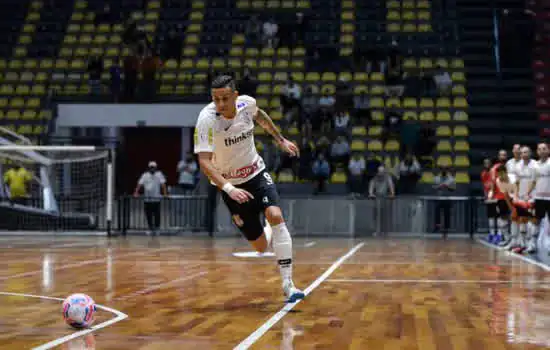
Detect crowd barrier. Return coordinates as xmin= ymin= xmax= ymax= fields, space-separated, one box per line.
xmin=1 ymin=195 xmax=491 ymax=237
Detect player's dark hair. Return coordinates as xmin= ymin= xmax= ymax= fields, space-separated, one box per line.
xmin=211 ymin=75 xmax=236 ymax=90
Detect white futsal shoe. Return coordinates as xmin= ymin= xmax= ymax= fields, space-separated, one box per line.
xmin=283 ymin=280 xmax=305 ymax=303
xmin=526 ymin=237 xmax=538 ymax=254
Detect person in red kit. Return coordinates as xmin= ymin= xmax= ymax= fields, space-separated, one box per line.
xmin=481 ymin=158 xmax=497 ymax=240
xmin=488 ymin=149 xmax=510 ymax=244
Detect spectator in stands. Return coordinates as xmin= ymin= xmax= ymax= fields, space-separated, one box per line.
xmin=275 ymin=150 xmax=297 ymax=182
xmin=312 ymin=153 xmax=330 ymax=194
xmin=384 ymin=40 xmax=405 ymax=96
xmin=417 ymin=123 xmax=436 ymax=162
xmin=245 ymin=14 xmax=262 ymax=47
xmin=368 ymin=165 xmax=395 ymax=198
xmin=433 ymin=65 xmax=452 ymax=95
xmin=298 ymin=138 xmax=314 ymax=181
xmin=318 ymin=89 xmax=336 ymax=132
xmin=3 ymin=165 xmax=32 ymax=205
xmin=262 ymin=17 xmax=279 ymax=49
xmin=123 ymin=55 xmax=139 ymax=101
xmin=163 ymin=28 xmax=182 ymax=61
xmin=95 ymin=4 xmax=117 ymax=25
xmin=335 ymin=77 xmax=353 ymax=112
xmin=280 ymin=77 xmax=301 ymax=115
xmin=394 ymin=153 xmax=421 ymax=194
xmin=301 ymin=86 xmax=318 ymax=120
xmin=400 ymin=117 xmax=421 ymax=155
xmin=291 ymin=12 xmax=307 ymax=47
xmin=177 ymin=153 xmax=198 ymax=193
xmin=109 ymin=58 xmax=122 ymax=103
xmin=140 ymin=49 xmax=162 ymax=102
xmin=334 ymin=110 xmax=351 ymax=137
xmin=348 ymin=153 xmax=366 ymax=198
xmin=87 ymin=55 xmax=103 ymax=95
xmin=382 ymin=110 xmax=402 ymax=142
xmin=433 ymin=166 xmax=456 ymax=236
xmin=133 ymin=161 xmax=168 ymax=236
xmin=330 ymin=136 xmax=351 ymax=168
xmin=315 ymin=135 xmax=331 ymax=157
xmin=365 ymin=154 xmax=382 ymax=185
xmin=353 ymin=91 xmax=371 ymax=125
xmin=239 ymin=68 xmax=257 ymax=96
xmin=307 ymin=49 xmax=323 ymax=71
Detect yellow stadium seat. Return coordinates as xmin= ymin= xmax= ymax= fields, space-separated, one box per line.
xmin=436 ymin=140 xmax=452 ymax=152
xmin=451 ymin=72 xmax=465 ymax=82
xmin=418 ymin=11 xmax=431 ymax=20
xmin=403 ymin=111 xmax=417 ymax=120
xmin=385 ymin=140 xmax=400 ymax=152
xmin=292 ymin=47 xmax=306 ymax=56
xmin=435 ymin=58 xmax=449 ymax=68
xmin=368 ymin=140 xmax=383 ymax=152
xmin=387 ymin=23 xmax=400 ymax=32
xmin=403 ymin=97 xmax=417 ymax=109
xmin=24 ymin=59 xmax=37 ymax=69
xmin=259 ymin=59 xmax=272 ymax=69
xmin=6 ymin=110 xmax=20 ymax=120
xmin=353 ymin=72 xmax=368 ymax=82
xmin=352 ymin=126 xmax=367 ymax=136
xmin=288 ymin=126 xmax=300 ymax=136
xmin=256 ymin=84 xmax=270 ymax=95
xmin=453 ymin=111 xmax=469 ymax=121
xmin=454 ymin=156 xmax=470 ymax=167
xmin=269 ymin=98 xmax=280 ymax=109
xmin=353 ymin=85 xmax=368 ymax=94
xmin=420 ymin=172 xmax=434 ymax=184
xmin=368 ymin=125 xmax=382 ymax=136
xmin=331 ymin=171 xmax=347 ymax=184
xmin=351 ymin=140 xmax=366 ymax=152
xmin=31 ymin=85 xmax=45 ymax=95
xmin=403 ymin=58 xmax=417 ymax=69
xmin=371 ymin=111 xmax=384 ymax=122
xmin=277 ymin=47 xmax=290 ymax=56
xmin=230 ymin=47 xmax=243 ymax=57
xmin=275 ymin=60 xmax=289 ymax=69
xmin=22 ymin=110 xmax=37 ymax=120
xmin=387 ymin=10 xmax=400 ymax=20
xmin=370 ymin=97 xmax=384 ymax=108
xmin=70 ymin=59 xmax=85 ymax=69
xmin=305 ymin=72 xmax=320 ymax=82
xmin=452 ymin=85 xmax=466 ymax=95
xmin=454 ymin=140 xmax=469 ymax=152
xmin=180 ymin=59 xmax=194 ymax=69
xmin=1 ymin=85 xmax=14 ymax=94
xmin=436 ymin=126 xmax=452 ymax=137
xmin=161 ymin=72 xmax=176 ymax=82
xmin=370 ymin=85 xmax=385 ymax=95
xmin=453 ymin=125 xmax=469 ymax=137
xmin=453 ymin=97 xmax=468 ymax=108
xmin=27 ymin=98 xmax=40 ymax=108
xmin=258 ymin=72 xmax=272 ymax=82
xmin=271 ymin=110 xmax=283 ymax=121
xmin=10 ymin=98 xmax=24 ymax=108
xmin=9 ymin=60 xmax=22 ymax=69
xmin=273 ymin=72 xmax=288 ymax=82
xmin=370 ymin=72 xmax=383 ymax=81
xmin=437 ymin=156 xmax=453 ymax=167
xmin=164 ymin=59 xmax=178 ymax=69
xmin=183 ymin=47 xmax=197 ymax=57
xmin=419 ymin=58 xmax=432 ymax=69
xmin=4 ymin=72 xmax=18 ymax=82
xmin=228 ymin=58 xmax=241 ymax=69
xmin=451 ymin=58 xmax=465 ymax=69
xmin=418 ymin=23 xmax=431 ymax=32
xmin=436 ymin=98 xmax=451 ymax=108
xmin=436 ymin=111 xmax=451 ymax=121
xmin=321 ymin=72 xmax=336 ymax=81
xmin=386 ymin=97 xmax=401 ymax=108
xmin=455 ymin=172 xmax=470 ymax=184
xmin=256 ymin=98 xmax=268 ymax=108
xmin=16 ymin=85 xmax=30 ymax=95
xmin=196 ymin=58 xmax=209 ymax=69
xmin=419 ymin=98 xmax=434 ymax=108
xmin=0 ymin=98 xmax=7 ymax=107
xmin=339 ymin=72 xmax=352 ymax=81
xmin=278 ymin=171 xmax=294 ymax=183
xmin=403 ymin=23 xmax=416 ymax=32
xmin=55 ymin=59 xmax=68 ymax=69
xmin=419 ymin=111 xmax=434 ymax=122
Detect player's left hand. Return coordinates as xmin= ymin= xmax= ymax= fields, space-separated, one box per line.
xmin=278 ymin=138 xmax=300 ymax=157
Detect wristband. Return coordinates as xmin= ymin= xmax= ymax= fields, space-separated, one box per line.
xmin=222 ymin=182 xmax=236 ymax=194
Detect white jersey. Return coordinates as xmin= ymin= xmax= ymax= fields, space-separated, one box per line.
xmin=193 ymin=95 xmax=265 ymax=185
xmin=535 ymin=158 xmax=550 ymax=200
xmin=506 ymin=158 xmax=521 ymax=185
xmin=516 ymin=159 xmax=536 ymax=199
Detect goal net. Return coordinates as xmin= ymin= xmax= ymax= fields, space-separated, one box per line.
xmin=0 ymin=127 xmax=114 ymax=234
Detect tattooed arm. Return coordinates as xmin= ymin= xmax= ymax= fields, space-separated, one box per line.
xmin=254 ymin=108 xmax=300 ymax=157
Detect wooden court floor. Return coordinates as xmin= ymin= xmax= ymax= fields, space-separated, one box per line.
xmin=0 ymin=236 xmax=549 ymax=350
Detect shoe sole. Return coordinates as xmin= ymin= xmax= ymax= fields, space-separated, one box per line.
xmin=287 ymin=292 xmax=305 ymax=303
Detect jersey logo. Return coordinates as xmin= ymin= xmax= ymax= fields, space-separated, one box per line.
xmin=237 ymin=102 xmax=247 ymax=109
xmin=224 ymin=130 xmax=253 ymax=147
xmin=263 ymin=196 xmax=269 ymax=204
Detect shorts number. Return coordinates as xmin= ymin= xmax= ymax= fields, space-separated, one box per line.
xmin=263 ymin=172 xmax=274 ymax=185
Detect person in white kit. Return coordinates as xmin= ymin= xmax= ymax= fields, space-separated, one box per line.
xmin=194 ymin=75 xmax=305 ymax=303
xmin=506 ymin=144 xmax=521 ymax=184
xmin=507 ymin=146 xmax=537 ymax=253
xmin=500 ymin=144 xmax=521 ymax=247
xmin=529 ymin=142 xmax=550 ymax=253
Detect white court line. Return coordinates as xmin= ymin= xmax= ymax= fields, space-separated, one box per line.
xmin=0 ymin=291 xmax=128 ymax=350
xmin=477 ymin=238 xmax=550 ymax=272
xmin=326 ymin=278 xmax=545 ymax=284
xmin=115 ymin=271 xmax=207 ymax=301
xmin=304 ymin=241 xmax=316 ymax=248
xmin=0 ymin=247 xmax=178 ymax=281
xmin=233 ymin=242 xmax=364 ymax=350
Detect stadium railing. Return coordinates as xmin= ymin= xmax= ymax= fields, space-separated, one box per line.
xmin=0 ymin=195 xmax=488 ymax=237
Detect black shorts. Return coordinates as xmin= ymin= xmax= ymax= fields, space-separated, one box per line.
xmin=496 ymin=199 xmax=510 ymax=217
xmin=514 ymin=205 xmax=532 ymax=218
xmin=486 ymin=202 xmax=498 ymax=218
xmin=535 ymin=199 xmax=550 ymax=221
xmin=221 ymin=170 xmax=280 ymax=241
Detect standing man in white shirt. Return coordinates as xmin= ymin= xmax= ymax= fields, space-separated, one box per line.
xmin=133 ymin=161 xmax=168 ymax=235
xmin=528 ymin=142 xmax=550 ymax=253
xmin=348 ymin=153 xmax=365 ymax=197
xmin=194 ymin=75 xmax=304 ymax=302
xmin=506 ymin=144 xmax=521 ymax=184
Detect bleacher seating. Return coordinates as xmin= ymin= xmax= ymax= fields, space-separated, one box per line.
xmin=0 ymin=0 xmax=470 ymax=187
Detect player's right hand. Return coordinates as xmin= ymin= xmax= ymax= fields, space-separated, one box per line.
xmin=229 ymin=188 xmax=254 ymax=204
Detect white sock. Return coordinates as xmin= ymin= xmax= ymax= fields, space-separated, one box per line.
xmin=263 ymin=220 xmax=272 ymax=249
xmin=488 ymin=218 xmax=496 ymax=235
xmin=271 ymin=222 xmax=293 ymax=285
xmin=510 ymin=221 xmax=519 ymax=238
xmin=527 ymin=221 xmax=539 ymax=239
xmin=497 ymin=218 xmax=509 ymax=238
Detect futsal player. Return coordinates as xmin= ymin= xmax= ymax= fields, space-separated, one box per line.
xmin=194 ymin=75 xmax=305 ymax=303
xmin=481 ymin=158 xmax=498 ymax=240
xmin=509 ymin=146 xmax=536 ymax=253
xmin=488 ymin=150 xmax=509 ymax=244
xmin=527 ymin=142 xmax=550 ymax=254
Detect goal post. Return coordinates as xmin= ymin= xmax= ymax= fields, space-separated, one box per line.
xmin=0 ymin=142 xmax=115 ymax=236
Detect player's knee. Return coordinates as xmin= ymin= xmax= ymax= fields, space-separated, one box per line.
xmin=265 ymin=206 xmax=284 ymax=225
